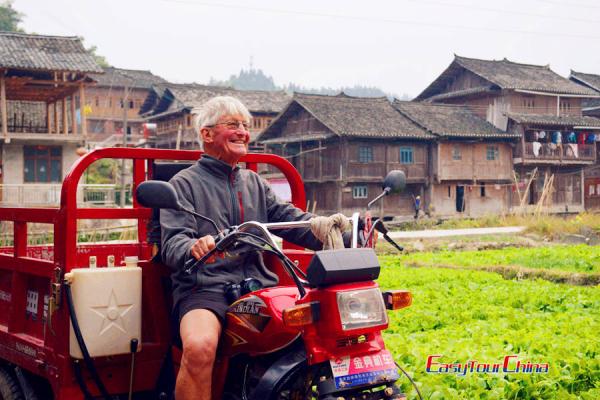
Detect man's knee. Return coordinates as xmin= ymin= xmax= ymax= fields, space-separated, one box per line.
xmin=179 ymin=308 xmax=222 ymax=374
xmin=181 ymin=333 xmax=219 ymax=371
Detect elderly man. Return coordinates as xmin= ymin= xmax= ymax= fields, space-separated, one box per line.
xmin=160 ymin=96 xmax=325 ymax=400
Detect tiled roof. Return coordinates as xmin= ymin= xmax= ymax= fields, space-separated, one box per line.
xmin=506 ymin=113 xmax=600 ymax=127
xmin=416 ymin=55 xmax=598 ymax=100
xmin=145 ymin=83 xmax=291 ymax=117
xmin=425 ymin=86 xmax=497 ymax=102
xmin=570 ymin=70 xmax=600 ymax=92
xmin=258 ymin=93 xmax=434 ymax=142
xmin=394 ymin=101 xmax=518 ymax=139
xmin=89 ymin=67 xmax=167 ymax=89
xmin=570 ymin=71 xmax=600 ymax=111
xmin=0 ymin=32 xmax=102 ymax=73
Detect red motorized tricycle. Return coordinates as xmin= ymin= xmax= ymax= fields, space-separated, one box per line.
xmin=0 ymin=148 xmax=414 ymax=400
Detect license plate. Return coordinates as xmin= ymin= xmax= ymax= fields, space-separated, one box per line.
xmin=329 ymin=349 xmax=399 ymax=389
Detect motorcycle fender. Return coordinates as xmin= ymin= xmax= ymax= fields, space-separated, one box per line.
xmin=248 ymin=345 xmax=307 ymax=400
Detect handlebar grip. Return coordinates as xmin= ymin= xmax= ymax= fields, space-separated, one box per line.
xmin=184 ymin=234 xmax=223 ymax=274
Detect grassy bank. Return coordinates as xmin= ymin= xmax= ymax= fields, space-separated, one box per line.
xmin=397 ymin=213 xmax=600 ymax=240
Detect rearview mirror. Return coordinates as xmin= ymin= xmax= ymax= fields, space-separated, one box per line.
xmin=136 ymin=180 xmax=182 ymax=210
xmin=382 ymin=170 xmax=406 ymax=194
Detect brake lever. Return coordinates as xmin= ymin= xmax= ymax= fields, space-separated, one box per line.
xmin=372 ymin=220 xmax=403 ymax=252
xmin=382 ymin=233 xmax=404 ymax=252
xmin=184 ymin=231 xmax=229 ymax=274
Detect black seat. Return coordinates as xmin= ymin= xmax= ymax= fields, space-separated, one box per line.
xmin=147 ymin=161 xmax=194 ymax=246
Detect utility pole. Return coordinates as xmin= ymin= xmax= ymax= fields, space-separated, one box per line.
xmin=119 ymin=85 xmax=129 ymax=207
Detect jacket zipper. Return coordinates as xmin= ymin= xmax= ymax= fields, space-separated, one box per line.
xmin=228 ymin=172 xmax=240 ymax=225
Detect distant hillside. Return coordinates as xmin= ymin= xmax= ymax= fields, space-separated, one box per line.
xmin=209 ymin=68 xmax=411 ymax=100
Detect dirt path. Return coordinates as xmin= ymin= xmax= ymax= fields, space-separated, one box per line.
xmin=385 ymin=226 xmax=525 ymax=239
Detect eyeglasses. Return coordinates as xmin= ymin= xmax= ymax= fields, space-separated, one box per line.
xmin=209 ymin=120 xmax=250 ymax=131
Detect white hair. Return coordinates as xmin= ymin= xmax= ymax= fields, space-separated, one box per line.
xmin=193 ymin=96 xmax=252 ymax=132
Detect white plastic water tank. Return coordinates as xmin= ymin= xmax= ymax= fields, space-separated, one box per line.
xmin=67 ymin=266 xmax=142 ymax=359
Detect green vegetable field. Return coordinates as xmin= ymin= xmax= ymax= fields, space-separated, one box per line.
xmin=397 ymin=245 xmax=600 ymax=274
xmin=379 ymin=253 xmax=600 ymax=399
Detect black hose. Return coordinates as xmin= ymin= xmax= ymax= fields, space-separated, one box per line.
xmin=64 ymin=282 xmax=114 ymax=400
xmin=395 ymin=362 xmax=423 ymax=400
xmin=72 ymin=360 xmax=93 ymax=400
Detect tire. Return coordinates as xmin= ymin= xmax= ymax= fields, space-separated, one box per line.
xmin=270 ymin=365 xmax=314 ymax=400
xmin=0 ymin=367 xmax=24 ymax=400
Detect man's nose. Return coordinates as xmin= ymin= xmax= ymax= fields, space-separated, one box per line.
xmin=236 ymin=130 xmax=249 ymax=140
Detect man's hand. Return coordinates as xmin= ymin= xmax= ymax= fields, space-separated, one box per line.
xmin=190 ymin=235 xmax=217 ymax=263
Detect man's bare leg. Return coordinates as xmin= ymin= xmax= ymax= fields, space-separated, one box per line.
xmin=176 ymin=309 xmax=222 ymax=400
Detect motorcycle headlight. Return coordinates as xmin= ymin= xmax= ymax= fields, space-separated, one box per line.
xmin=337 ymin=288 xmax=388 ymax=331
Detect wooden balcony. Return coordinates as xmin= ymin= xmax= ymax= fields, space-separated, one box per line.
xmin=4 ymin=131 xmax=85 ymax=142
xmin=514 ymin=142 xmax=596 ymax=164
xmin=346 ymin=162 xmax=427 ymax=182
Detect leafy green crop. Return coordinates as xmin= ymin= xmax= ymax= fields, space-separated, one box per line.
xmin=379 ymin=257 xmax=600 ymax=399
xmin=399 ymin=245 xmax=600 ymax=274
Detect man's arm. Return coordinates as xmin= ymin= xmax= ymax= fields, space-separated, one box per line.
xmin=160 ymin=178 xmax=202 ymax=269
xmin=263 ymin=179 xmax=323 ymax=251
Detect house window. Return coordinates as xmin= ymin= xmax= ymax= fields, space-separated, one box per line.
xmin=560 ymin=99 xmax=571 ymax=114
xmin=358 ymin=146 xmax=373 ymax=163
xmin=129 ymin=100 xmax=134 ymax=109
xmin=95 ymin=97 xmax=99 ymax=107
xmin=480 ymin=183 xmax=486 ymax=197
xmin=452 ymin=145 xmax=462 ymax=160
xmin=522 ymin=96 xmax=535 ymax=110
xmin=119 ymin=98 xmax=124 ymax=108
xmin=400 ymin=147 xmax=414 ymax=164
xmin=23 ymin=146 xmax=62 ymax=183
xmin=352 ymin=185 xmax=368 ymax=199
xmin=486 ymin=145 xmax=499 ymax=160
xmin=447 ymin=185 xmax=451 ymax=198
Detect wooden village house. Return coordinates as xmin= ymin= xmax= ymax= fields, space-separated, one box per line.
xmin=140 ymin=84 xmax=290 ymax=149
xmin=86 ymin=67 xmax=167 ymax=146
xmin=0 ymin=32 xmax=102 ymax=206
xmin=257 ymin=93 xmax=436 ymax=218
xmin=569 ymin=71 xmax=600 ymax=210
xmin=393 ymin=101 xmax=519 ymax=217
xmin=415 ymin=55 xmax=600 ymax=213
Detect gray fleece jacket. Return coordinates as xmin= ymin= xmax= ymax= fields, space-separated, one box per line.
xmin=160 ymin=155 xmax=322 ymax=310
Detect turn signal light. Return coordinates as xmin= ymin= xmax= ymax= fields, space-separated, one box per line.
xmin=283 ymin=302 xmax=320 ymax=327
xmin=382 ymin=290 xmax=412 ymax=310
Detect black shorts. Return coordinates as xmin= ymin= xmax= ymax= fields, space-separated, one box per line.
xmin=177 ymin=290 xmax=230 ymax=326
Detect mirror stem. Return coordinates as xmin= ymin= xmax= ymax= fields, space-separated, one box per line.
xmin=367 ymin=187 xmax=390 ymax=210
xmin=180 ymin=205 xmax=222 ymax=234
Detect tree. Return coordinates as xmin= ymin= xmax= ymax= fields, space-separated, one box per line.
xmin=86 ymin=44 xmax=111 ymax=68
xmin=0 ymin=0 xmax=23 ymax=32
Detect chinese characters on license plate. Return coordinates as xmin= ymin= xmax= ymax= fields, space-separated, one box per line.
xmin=329 ymin=349 xmax=399 ymax=389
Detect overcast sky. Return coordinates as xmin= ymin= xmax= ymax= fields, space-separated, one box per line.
xmin=13 ymin=0 xmax=600 ymax=98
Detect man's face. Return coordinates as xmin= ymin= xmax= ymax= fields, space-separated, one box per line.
xmin=201 ymin=114 xmax=250 ymax=165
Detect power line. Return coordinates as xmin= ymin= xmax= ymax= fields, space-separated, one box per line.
xmin=530 ymin=0 xmax=600 ymax=9
xmin=157 ymin=0 xmax=600 ymax=40
xmin=407 ymin=0 xmax=600 ymax=25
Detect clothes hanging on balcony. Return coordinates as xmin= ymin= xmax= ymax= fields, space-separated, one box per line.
xmin=567 ymin=131 xmax=576 ymax=143
xmin=577 ymin=132 xmax=586 ymax=144
xmin=532 ymin=141 xmax=541 ymax=157
xmin=539 ymin=130 xmax=547 ymax=140
xmin=552 ymin=131 xmax=562 ymax=144
xmin=567 ymin=143 xmax=578 ymax=158
xmin=586 ymin=133 xmax=596 ymax=143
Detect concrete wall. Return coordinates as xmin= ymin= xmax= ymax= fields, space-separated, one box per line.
xmin=431 ymin=182 xmax=510 ymax=218
xmin=2 ymin=142 xmax=80 ymax=184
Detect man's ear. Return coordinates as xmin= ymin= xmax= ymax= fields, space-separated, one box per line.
xmin=200 ymin=127 xmax=214 ymax=144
